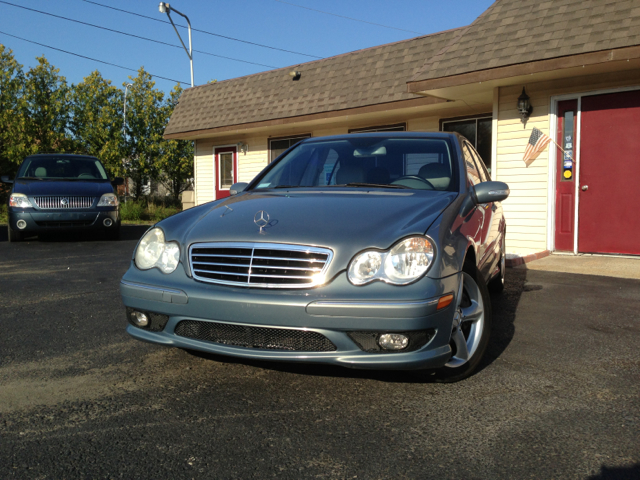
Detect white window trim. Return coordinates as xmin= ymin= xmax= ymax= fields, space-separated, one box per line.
xmin=547 ymin=85 xmax=640 ymax=254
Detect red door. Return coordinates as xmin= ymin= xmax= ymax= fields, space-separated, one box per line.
xmin=215 ymin=146 xmax=237 ymax=199
xmin=579 ymin=90 xmax=640 ymax=255
xmin=554 ymin=100 xmax=578 ymax=252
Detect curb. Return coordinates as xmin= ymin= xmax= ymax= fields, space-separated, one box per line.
xmin=506 ymin=250 xmax=551 ymax=268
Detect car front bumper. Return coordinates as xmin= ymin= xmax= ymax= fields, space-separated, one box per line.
xmin=8 ymin=208 xmax=119 ymax=233
xmin=120 ymin=264 xmax=461 ymax=371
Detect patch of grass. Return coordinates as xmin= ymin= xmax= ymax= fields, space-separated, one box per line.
xmin=119 ymin=197 xmax=181 ymax=223
xmin=0 ymin=203 xmax=7 ymax=225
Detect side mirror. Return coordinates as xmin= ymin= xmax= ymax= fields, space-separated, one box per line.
xmin=112 ymin=177 xmax=125 ymax=186
xmin=1 ymin=175 xmax=14 ymax=184
xmin=230 ymin=182 xmax=248 ymax=196
xmin=473 ymin=181 xmax=510 ymax=204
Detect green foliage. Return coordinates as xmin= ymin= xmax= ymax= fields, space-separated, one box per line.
xmin=0 ymin=45 xmax=28 ymax=177
xmin=119 ymin=197 xmax=181 ymax=223
xmin=122 ymin=68 xmax=166 ymax=197
xmin=23 ymin=56 xmax=74 ymax=154
xmin=69 ymin=70 xmax=124 ymax=177
xmin=158 ymin=84 xmax=194 ymax=199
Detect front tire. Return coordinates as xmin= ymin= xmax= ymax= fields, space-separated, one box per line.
xmin=432 ymin=263 xmax=492 ymax=383
xmin=8 ymin=225 xmax=23 ymax=243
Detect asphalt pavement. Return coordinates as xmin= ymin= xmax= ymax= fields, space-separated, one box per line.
xmin=0 ymin=226 xmax=639 ymax=479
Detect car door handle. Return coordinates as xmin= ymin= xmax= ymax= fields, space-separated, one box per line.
xmin=581 ymin=185 xmax=588 ymax=191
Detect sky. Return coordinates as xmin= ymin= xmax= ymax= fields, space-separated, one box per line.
xmin=0 ymin=0 xmax=494 ymax=94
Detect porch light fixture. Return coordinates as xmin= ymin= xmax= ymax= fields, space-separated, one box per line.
xmin=517 ymin=87 xmax=533 ymax=123
xmin=289 ymin=70 xmax=301 ymax=80
xmin=237 ymin=141 xmax=248 ymax=155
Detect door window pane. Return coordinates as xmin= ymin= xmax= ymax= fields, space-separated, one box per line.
xmin=443 ymin=120 xmax=477 ymax=146
xmin=219 ymin=152 xmax=233 ymax=188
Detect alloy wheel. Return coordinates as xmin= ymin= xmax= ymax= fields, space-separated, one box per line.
xmin=445 ymin=271 xmax=485 ymax=368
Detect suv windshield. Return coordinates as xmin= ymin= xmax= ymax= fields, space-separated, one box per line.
xmin=253 ymin=137 xmax=457 ymax=192
xmin=17 ymin=156 xmax=109 ymax=181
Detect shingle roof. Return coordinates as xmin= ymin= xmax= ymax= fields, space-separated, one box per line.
xmin=164 ymin=29 xmax=460 ymax=136
xmin=410 ymin=0 xmax=640 ymax=83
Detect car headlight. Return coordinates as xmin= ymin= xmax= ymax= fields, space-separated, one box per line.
xmin=97 ymin=193 xmax=118 ymax=207
xmin=9 ymin=193 xmax=32 ymax=208
xmin=348 ymin=236 xmax=435 ymax=286
xmin=134 ymin=227 xmax=181 ymax=274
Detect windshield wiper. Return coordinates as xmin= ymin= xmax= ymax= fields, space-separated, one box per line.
xmin=334 ymin=183 xmax=410 ymax=189
xmin=17 ymin=176 xmax=44 ymax=181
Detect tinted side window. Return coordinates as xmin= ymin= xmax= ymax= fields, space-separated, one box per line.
xmin=462 ymin=143 xmax=482 ymax=186
xmin=468 ymin=144 xmax=489 ymax=183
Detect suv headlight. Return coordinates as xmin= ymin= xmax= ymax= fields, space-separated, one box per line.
xmin=134 ymin=227 xmax=180 ymax=274
xmin=9 ymin=193 xmax=32 ymax=208
xmin=97 ymin=193 xmax=118 ymax=207
xmin=348 ymin=236 xmax=435 ymax=286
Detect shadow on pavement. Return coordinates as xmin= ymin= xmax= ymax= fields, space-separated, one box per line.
xmin=588 ymin=463 xmax=640 ymax=480
xmin=0 ymin=224 xmax=150 ymax=243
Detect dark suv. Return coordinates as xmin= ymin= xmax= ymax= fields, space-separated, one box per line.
xmin=2 ymin=154 xmax=123 ymax=242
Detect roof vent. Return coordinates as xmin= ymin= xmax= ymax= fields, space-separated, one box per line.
xmin=289 ymin=70 xmax=301 ymax=81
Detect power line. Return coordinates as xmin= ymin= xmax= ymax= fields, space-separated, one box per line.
xmin=0 ymin=1 xmax=279 ymax=69
xmin=82 ymin=0 xmax=323 ymax=59
xmin=273 ymin=0 xmax=422 ymax=35
xmin=0 ymin=29 xmax=190 ymax=85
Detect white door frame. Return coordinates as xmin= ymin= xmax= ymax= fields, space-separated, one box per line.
xmin=547 ymin=85 xmax=640 ymax=254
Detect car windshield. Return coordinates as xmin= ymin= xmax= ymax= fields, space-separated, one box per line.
xmin=17 ymin=156 xmax=109 ymax=181
xmin=253 ymin=137 xmax=457 ymax=192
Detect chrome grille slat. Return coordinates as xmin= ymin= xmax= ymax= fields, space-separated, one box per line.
xmin=33 ymin=196 xmax=95 ymax=209
xmin=190 ymin=242 xmax=333 ymax=289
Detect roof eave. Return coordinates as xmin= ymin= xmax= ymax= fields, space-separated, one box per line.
xmin=407 ymin=45 xmax=640 ymax=95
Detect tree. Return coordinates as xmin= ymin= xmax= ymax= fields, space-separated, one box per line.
xmin=23 ymin=56 xmax=73 ymax=154
xmin=122 ymin=68 xmax=166 ymax=197
xmin=0 ymin=45 xmax=28 ymax=177
xmin=69 ymin=70 xmax=124 ymax=176
xmin=157 ymin=84 xmax=194 ymax=199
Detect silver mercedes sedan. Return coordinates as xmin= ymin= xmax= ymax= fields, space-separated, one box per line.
xmin=120 ymin=132 xmax=509 ymax=382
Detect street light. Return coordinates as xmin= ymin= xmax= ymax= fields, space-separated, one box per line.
xmin=158 ymin=2 xmax=194 ymax=87
xmin=122 ymin=82 xmax=133 ymax=200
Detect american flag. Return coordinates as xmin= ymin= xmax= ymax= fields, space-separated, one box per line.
xmin=523 ymin=127 xmax=552 ymax=167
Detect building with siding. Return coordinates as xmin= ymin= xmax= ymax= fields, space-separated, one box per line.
xmin=165 ymin=0 xmax=640 ymax=259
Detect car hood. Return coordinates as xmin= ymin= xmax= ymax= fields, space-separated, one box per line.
xmin=163 ymin=189 xmax=457 ymax=271
xmin=12 ymin=179 xmax=114 ymax=197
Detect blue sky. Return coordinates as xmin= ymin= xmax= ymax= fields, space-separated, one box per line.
xmin=0 ymin=0 xmax=493 ymax=94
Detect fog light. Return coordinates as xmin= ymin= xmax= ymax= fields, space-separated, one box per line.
xmin=378 ymin=333 xmax=409 ymax=350
xmin=16 ymin=219 xmax=27 ymax=229
xmin=130 ymin=311 xmax=149 ymax=327
xmin=103 ymin=218 xmax=113 ymax=227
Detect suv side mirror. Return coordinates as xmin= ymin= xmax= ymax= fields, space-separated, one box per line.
xmin=473 ymin=181 xmax=510 ymax=204
xmin=112 ymin=177 xmax=125 ymax=186
xmin=230 ymin=182 xmax=248 ymax=196
xmin=1 ymin=175 xmax=14 ymax=184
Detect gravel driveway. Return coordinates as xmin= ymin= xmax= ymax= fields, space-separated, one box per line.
xmin=1 ymin=226 xmax=638 ymax=479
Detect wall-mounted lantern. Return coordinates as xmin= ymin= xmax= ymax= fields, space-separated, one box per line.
xmin=517 ymin=87 xmax=533 ymax=123
xmin=237 ymin=141 xmax=248 ymax=155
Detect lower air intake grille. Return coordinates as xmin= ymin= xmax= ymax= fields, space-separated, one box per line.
xmin=189 ymin=242 xmax=333 ymax=289
xmin=174 ymin=320 xmax=337 ymax=352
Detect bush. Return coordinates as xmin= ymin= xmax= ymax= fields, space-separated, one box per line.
xmin=119 ymin=197 xmax=181 ymax=223
xmin=0 ymin=203 xmax=7 ymax=225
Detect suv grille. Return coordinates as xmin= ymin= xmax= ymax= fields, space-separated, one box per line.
xmin=189 ymin=242 xmax=333 ymax=288
xmin=33 ymin=196 xmax=95 ymax=209
xmin=174 ymin=320 xmax=337 ymax=352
